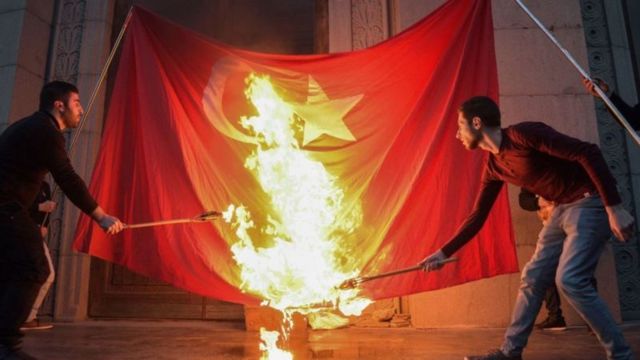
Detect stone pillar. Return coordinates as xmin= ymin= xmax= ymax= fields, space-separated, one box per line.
xmin=0 ymin=0 xmax=55 ymax=129
xmin=327 ymin=0 xmax=408 ymax=320
xmin=328 ymin=0 xmax=390 ymax=53
xmin=46 ymin=0 xmax=116 ymax=321
xmin=581 ymin=0 xmax=640 ymax=320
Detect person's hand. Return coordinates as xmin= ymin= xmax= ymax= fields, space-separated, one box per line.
xmin=582 ymin=77 xmax=610 ymax=98
xmin=40 ymin=226 xmax=48 ymax=238
xmin=98 ymin=215 xmax=125 ymax=235
xmin=606 ymin=204 xmax=635 ymax=241
xmin=419 ymin=249 xmax=447 ymax=272
xmin=536 ymin=196 xmax=555 ymax=225
xmin=92 ymin=206 xmax=125 ymax=235
xmin=38 ymin=200 xmax=56 ymax=213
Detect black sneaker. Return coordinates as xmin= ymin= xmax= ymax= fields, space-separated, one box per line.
xmin=465 ymin=349 xmax=522 ymax=360
xmin=535 ymin=316 xmax=566 ymax=331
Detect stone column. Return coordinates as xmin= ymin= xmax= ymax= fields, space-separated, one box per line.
xmin=328 ymin=0 xmax=390 ymax=53
xmin=0 ymin=0 xmax=54 ymax=129
xmin=326 ymin=0 xmax=408 ymax=322
xmin=46 ymin=0 xmax=116 ymax=321
xmin=581 ymin=0 xmax=640 ymax=321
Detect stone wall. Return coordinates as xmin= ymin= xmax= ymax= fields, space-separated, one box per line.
xmin=0 ymin=0 xmax=54 ymax=129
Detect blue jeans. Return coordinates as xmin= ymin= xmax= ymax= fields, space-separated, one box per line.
xmin=501 ymin=195 xmax=634 ymax=360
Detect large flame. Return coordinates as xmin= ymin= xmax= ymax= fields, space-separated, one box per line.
xmin=223 ymin=74 xmax=371 ymax=358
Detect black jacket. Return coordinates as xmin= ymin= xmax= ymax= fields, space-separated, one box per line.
xmin=0 ymin=111 xmax=97 ymax=215
xmin=610 ymin=92 xmax=640 ymax=130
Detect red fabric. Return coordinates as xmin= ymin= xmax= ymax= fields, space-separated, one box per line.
xmin=73 ymin=0 xmax=518 ymax=304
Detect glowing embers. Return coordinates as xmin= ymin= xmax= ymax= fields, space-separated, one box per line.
xmin=223 ymin=74 xmax=371 ymax=358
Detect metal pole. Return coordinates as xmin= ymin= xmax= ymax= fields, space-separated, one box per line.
xmin=124 ymin=211 xmax=222 ymax=229
xmin=339 ymin=257 xmax=459 ymax=289
xmin=125 ymin=219 xmax=198 ymax=229
xmin=43 ymin=7 xmax=135 ymax=227
xmin=513 ymin=0 xmax=640 ymax=147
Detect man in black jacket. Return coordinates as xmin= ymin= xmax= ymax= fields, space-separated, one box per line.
xmin=0 ymin=81 xmax=124 ymax=359
xmin=583 ymin=78 xmax=639 ymax=130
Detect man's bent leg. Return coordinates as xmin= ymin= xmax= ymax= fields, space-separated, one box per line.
xmin=556 ymin=196 xmax=634 ymax=360
xmin=500 ymin=212 xmax=565 ymax=356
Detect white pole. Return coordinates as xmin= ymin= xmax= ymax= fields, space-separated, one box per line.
xmin=43 ymin=7 xmax=135 ymax=227
xmin=514 ymin=0 xmax=640 ymax=147
xmin=68 ymin=7 xmax=135 ymax=155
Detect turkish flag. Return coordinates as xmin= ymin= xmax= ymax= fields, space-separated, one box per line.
xmin=73 ymin=0 xmax=517 ymax=305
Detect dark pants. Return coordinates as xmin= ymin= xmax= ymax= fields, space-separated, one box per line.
xmin=544 ymin=277 xmax=598 ymax=320
xmin=544 ymin=284 xmax=563 ymax=320
xmin=0 ymin=202 xmax=49 ymax=353
xmin=0 ymin=282 xmax=41 ymax=353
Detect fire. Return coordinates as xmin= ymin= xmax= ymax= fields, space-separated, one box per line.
xmin=223 ymin=74 xmax=371 ymax=358
xmin=259 ymin=329 xmax=292 ymax=360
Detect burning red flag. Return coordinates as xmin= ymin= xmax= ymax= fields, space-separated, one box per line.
xmin=73 ymin=0 xmax=517 ymax=305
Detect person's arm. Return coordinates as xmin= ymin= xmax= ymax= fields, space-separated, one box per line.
xmin=38 ymin=200 xmax=56 ymax=213
xmin=36 ymin=182 xmax=55 ymax=228
xmin=43 ymin=130 xmax=98 ymax=214
xmin=28 ymin=195 xmax=42 ymax=219
xmin=440 ymin=179 xmax=504 ymax=257
xmin=420 ymin=174 xmax=504 ymax=271
xmin=583 ymin=78 xmax=640 ymax=130
xmin=609 ymin=93 xmax=640 ymax=130
xmin=42 ymin=128 xmax=124 ymax=234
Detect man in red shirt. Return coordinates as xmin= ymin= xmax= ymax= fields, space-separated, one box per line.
xmin=421 ymin=96 xmax=635 ymax=360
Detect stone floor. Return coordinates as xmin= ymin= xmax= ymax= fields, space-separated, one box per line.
xmin=21 ymin=320 xmax=640 ymax=359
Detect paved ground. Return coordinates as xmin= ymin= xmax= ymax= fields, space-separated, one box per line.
xmin=20 ymin=320 xmax=640 ymax=359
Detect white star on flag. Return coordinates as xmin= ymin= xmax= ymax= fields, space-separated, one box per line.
xmin=291 ymin=75 xmax=363 ymax=146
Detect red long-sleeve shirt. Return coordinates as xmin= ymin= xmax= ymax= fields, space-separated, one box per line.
xmin=441 ymin=121 xmax=620 ymax=257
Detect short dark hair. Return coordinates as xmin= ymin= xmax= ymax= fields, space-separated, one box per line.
xmin=459 ymin=96 xmax=501 ymax=127
xmin=39 ymin=81 xmax=78 ymax=111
